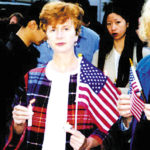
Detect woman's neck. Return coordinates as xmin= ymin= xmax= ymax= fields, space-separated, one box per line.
xmin=114 ymin=36 xmax=125 ymax=54
xmin=51 ymin=52 xmax=78 ymax=73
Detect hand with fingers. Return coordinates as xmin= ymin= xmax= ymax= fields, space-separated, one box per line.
xmin=144 ymin=104 xmax=150 ymax=120
xmin=117 ymin=94 xmax=132 ymax=118
xmin=13 ymin=105 xmax=30 ymax=125
xmin=65 ymin=124 xmax=100 ymax=150
xmin=13 ymin=105 xmax=30 ymax=134
xmin=12 ymin=99 xmax=35 ymax=134
xmin=117 ymin=94 xmax=133 ymax=128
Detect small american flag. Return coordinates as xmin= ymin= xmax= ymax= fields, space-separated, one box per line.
xmin=129 ymin=59 xmax=145 ymax=122
xmin=130 ymin=90 xmax=145 ymax=121
xmin=77 ymin=58 xmax=120 ymax=134
xmin=129 ymin=67 xmax=140 ymax=94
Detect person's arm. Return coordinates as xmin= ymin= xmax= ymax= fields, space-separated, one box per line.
xmin=14 ymin=122 xmax=26 ymax=135
xmin=3 ymin=105 xmax=29 ymax=149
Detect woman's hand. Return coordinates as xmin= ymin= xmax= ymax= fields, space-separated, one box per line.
xmin=117 ymin=94 xmax=132 ymax=118
xmin=66 ymin=127 xmax=99 ymax=150
xmin=117 ymin=94 xmax=133 ymax=128
xmin=13 ymin=105 xmax=30 ymax=124
xmin=144 ymin=104 xmax=150 ymax=120
xmin=12 ymin=105 xmax=30 ymax=134
xmin=67 ymin=128 xmax=86 ymax=150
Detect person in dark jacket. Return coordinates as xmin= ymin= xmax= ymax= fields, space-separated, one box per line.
xmin=0 ymin=1 xmax=46 ymax=148
xmin=117 ymin=0 xmax=150 ymax=150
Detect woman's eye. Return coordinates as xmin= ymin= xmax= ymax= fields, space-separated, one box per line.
xmin=107 ymin=22 xmax=111 ymax=26
xmin=64 ymin=27 xmax=69 ymax=31
xmin=51 ymin=29 xmax=56 ymax=32
xmin=116 ymin=21 xmax=121 ymax=24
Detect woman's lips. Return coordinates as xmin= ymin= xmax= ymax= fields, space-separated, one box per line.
xmin=112 ymin=33 xmax=118 ymax=37
xmin=56 ymin=42 xmax=65 ymax=46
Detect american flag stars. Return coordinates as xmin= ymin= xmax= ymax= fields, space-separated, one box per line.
xmin=80 ymin=60 xmax=107 ymax=94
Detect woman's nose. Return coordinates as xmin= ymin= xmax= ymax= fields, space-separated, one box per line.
xmin=111 ymin=23 xmax=117 ymax=31
xmin=56 ymin=29 xmax=63 ymax=38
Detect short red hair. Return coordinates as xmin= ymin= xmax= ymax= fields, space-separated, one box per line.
xmin=39 ymin=1 xmax=84 ymax=35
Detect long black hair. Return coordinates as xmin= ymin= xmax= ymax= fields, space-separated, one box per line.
xmin=98 ymin=2 xmax=143 ymax=87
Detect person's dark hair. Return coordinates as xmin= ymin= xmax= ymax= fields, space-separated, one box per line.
xmin=63 ymin=0 xmax=91 ymax=24
xmin=9 ymin=12 xmax=24 ymax=25
xmin=98 ymin=2 xmax=143 ymax=87
xmin=111 ymin=0 xmax=145 ymax=30
xmin=22 ymin=1 xmax=47 ymax=27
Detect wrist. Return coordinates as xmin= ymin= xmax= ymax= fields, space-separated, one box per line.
xmin=122 ymin=116 xmax=132 ymax=128
xmin=79 ymin=137 xmax=88 ymax=150
xmin=83 ymin=137 xmax=100 ymax=150
xmin=14 ymin=122 xmax=26 ymax=135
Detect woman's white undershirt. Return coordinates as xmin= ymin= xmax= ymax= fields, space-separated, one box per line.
xmin=42 ymin=60 xmax=79 ymax=150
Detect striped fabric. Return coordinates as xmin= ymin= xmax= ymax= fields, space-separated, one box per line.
xmin=4 ymin=58 xmax=106 ymax=150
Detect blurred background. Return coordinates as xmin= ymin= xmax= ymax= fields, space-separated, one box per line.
xmin=0 ymin=0 xmax=109 ymax=22
xmin=0 ymin=0 xmax=145 ymax=31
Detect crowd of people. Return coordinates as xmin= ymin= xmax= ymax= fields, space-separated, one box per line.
xmin=0 ymin=0 xmax=150 ymax=150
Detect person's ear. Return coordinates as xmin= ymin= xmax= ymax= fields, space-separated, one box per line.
xmin=75 ymin=35 xmax=78 ymax=43
xmin=27 ymin=20 xmax=37 ymax=30
xmin=127 ymin=22 xmax=129 ymax=28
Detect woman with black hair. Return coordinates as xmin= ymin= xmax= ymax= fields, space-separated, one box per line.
xmin=92 ymin=2 xmax=147 ymax=94
xmin=92 ymin=2 xmax=148 ymax=150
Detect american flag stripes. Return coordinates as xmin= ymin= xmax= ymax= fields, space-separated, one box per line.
xmin=130 ymin=90 xmax=145 ymax=121
xmin=129 ymin=68 xmax=140 ymax=94
xmin=76 ymin=58 xmax=120 ymax=134
xmin=129 ymin=59 xmax=145 ymax=121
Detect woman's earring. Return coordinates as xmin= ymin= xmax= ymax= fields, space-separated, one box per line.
xmin=74 ymin=41 xmax=78 ymax=47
